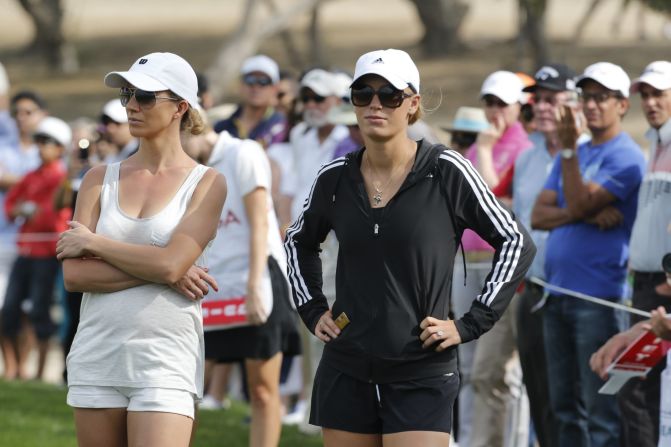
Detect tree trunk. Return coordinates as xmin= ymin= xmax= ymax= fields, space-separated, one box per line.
xmin=308 ymin=5 xmax=323 ymax=66
xmin=206 ymin=0 xmax=324 ymax=101
xmin=410 ymin=0 xmax=469 ymax=55
xmin=518 ymin=0 xmax=549 ymax=69
xmin=17 ymin=0 xmax=78 ymax=73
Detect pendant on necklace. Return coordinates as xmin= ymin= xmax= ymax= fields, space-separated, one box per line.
xmin=373 ymin=183 xmax=382 ymax=206
xmin=373 ymin=192 xmax=382 ymax=206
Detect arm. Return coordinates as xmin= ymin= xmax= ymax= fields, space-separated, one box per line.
xmin=560 ymin=157 xmax=617 ymax=219
xmin=61 ymin=166 xmax=148 ymax=292
xmin=283 ymin=165 xmax=334 ymax=337
xmin=60 ymin=168 xmax=227 ymax=284
xmin=243 ymin=187 xmax=270 ymax=325
xmin=531 ymin=189 xmax=574 ymax=230
xmin=437 ymin=151 xmax=536 ymax=345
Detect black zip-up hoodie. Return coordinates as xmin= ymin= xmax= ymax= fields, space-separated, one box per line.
xmin=284 ymin=140 xmax=535 ymax=383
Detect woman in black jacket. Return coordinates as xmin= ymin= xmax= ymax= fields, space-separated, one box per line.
xmin=284 ymin=49 xmax=535 ymax=447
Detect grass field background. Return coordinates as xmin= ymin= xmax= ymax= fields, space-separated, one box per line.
xmin=0 ymin=380 xmax=323 ymax=447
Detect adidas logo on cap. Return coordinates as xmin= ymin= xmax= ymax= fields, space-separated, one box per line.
xmin=372 ymin=58 xmax=384 ymax=64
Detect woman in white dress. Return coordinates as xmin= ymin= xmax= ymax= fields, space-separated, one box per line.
xmin=56 ymin=52 xmax=227 ymax=447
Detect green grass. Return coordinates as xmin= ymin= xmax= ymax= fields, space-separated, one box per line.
xmin=0 ymin=380 xmax=323 ymax=447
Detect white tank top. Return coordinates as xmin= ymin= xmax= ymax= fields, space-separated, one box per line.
xmin=66 ymin=161 xmax=211 ymax=397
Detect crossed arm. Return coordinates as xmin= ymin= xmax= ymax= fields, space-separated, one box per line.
xmin=58 ymin=165 xmax=227 ymax=299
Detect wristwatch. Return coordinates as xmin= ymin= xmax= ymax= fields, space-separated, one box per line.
xmin=560 ymin=148 xmax=575 ymax=160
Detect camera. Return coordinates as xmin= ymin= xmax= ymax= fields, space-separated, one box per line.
xmin=663 ymin=253 xmax=671 ymax=275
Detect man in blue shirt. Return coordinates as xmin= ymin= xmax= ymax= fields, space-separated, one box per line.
xmin=531 ymin=62 xmax=646 ymax=447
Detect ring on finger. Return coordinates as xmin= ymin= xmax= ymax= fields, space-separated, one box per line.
xmin=437 ymin=330 xmax=444 ymax=337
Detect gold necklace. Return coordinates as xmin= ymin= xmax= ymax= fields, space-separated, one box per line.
xmin=364 ymin=150 xmax=413 ymax=207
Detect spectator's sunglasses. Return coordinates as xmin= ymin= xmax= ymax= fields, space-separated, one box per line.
xmin=243 ymin=74 xmax=273 ymax=87
xmin=301 ymin=93 xmax=327 ymax=104
xmin=350 ymin=84 xmax=413 ymax=108
xmin=119 ymin=87 xmax=181 ymax=109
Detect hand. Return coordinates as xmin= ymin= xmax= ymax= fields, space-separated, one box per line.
xmin=245 ymin=281 xmax=269 ymax=326
xmin=476 ymin=115 xmax=505 ymax=150
xmin=589 ymin=326 xmax=644 ymax=380
xmin=314 ymin=309 xmax=341 ymax=343
xmin=585 ymin=206 xmax=623 ymax=230
xmin=419 ymin=316 xmax=461 ymax=352
xmin=556 ymin=104 xmax=580 ymax=150
xmin=650 ymin=306 xmax=671 ymax=340
xmin=56 ymin=221 xmax=95 ymax=260
xmin=170 ymin=265 xmax=218 ymax=302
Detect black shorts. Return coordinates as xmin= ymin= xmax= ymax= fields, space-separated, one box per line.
xmin=310 ymin=360 xmax=459 ymax=434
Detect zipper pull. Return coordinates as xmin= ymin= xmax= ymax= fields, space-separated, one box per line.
xmin=374 ymin=223 xmax=379 ymax=235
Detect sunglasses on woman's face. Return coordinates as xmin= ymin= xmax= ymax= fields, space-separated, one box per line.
xmin=350 ymin=84 xmax=413 ymax=108
xmin=119 ymin=87 xmax=181 ymax=109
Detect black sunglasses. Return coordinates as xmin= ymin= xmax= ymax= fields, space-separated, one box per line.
xmin=243 ymin=74 xmax=273 ymax=87
xmin=301 ymin=93 xmax=327 ymax=104
xmin=350 ymin=84 xmax=413 ymax=108
xmin=34 ymin=134 xmax=60 ymax=146
xmin=119 ymin=87 xmax=181 ymax=109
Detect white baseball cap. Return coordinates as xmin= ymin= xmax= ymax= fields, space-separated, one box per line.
xmin=0 ymin=61 xmax=8 ymax=96
xmin=241 ymin=55 xmax=279 ymax=84
xmin=34 ymin=116 xmax=72 ymax=148
xmin=351 ymin=49 xmax=420 ymax=93
xmin=333 ymin=72 xmax=354 ymax=99
xmin=630 ymin=61 xmax=671 ymax=94
xmin=300 ymin=69 xmax=342 ymax=97
xmin=480 ymin=71 xmax=525 ymax=105
xmin=101 ymin=99 xmax=128 ymax=123
xmin=104 ymin=52 xmax=199 ymax=109
xmin=576 ymin=62 xmax=630 ymax=98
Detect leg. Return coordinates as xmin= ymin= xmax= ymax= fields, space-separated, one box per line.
xmin=516 ymin=285 xmax=557 ymax=447
xmin=0 ymin=256 xmax=31 ymax=379
xmin=574 ymin=302 xmax=622 ymax=447
xmin=127 ymin=411 xmax=193 ymax=447
xmin=27 ymin=258 xmax=60 ymax=380
xmin=470 ymin=299 xmax=518 ymax=447
xmin=73 ymin=408 xmax=128 ymax=447
xmin=246 ymin=352 xmax=283 ymax=447
xmin=323 ymin=429 xmax=382 ymax=447
xmin=543 ymin=296 xmax=589 ymax=447
xmin=383 ymin=431 xmax=450 ymax=447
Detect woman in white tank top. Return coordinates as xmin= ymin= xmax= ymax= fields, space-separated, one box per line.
xmin=55 ymin=53 xmax=227 ymax=447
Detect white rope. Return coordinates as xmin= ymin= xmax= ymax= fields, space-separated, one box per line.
xmin=528 ymin=276 xmax=651 ymax=318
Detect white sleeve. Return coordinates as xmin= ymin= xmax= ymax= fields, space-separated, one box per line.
xmin=236 ymin=140 xmax=271 ymax=196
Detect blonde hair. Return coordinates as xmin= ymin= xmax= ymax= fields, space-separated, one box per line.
xmin=408 ymin=102 xmax=424 ymax=125
xmin=181 ymin=107 xmax=205 ymax=135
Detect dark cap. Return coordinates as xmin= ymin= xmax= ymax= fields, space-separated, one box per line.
xmin=523 ymin=63 xmax=577 ymax=93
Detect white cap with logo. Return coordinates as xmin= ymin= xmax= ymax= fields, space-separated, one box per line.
xmin=241 ymin=55 xmax=280 ymax=84
xmin=102 ymin=99 xmax=128 ymax=124
xmin=301 ymin=69 xmax=342 ymax=97
xmin=351 ymin=49 xmax=420 ymax=93
xmin=480 ymin=71 xmax=525 ymax=105
xmin=576 ymin=62 xmax=630 ymax=98
xmin=104 ymin=52 xmax=199 ymax=109
xmin=630 ymin=61 xmax=671 ymax=94
xmin=34 ymin=116 xmax=72 ymax=148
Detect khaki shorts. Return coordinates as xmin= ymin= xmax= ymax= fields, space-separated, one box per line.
xmin=67 ymin=385 xmax=196 ymax=419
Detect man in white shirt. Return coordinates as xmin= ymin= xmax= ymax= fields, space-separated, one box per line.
xmin=285 ymin=69 xmax=349 ymax=224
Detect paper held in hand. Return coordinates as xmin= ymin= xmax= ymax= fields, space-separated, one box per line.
xmin=599 ymin=330 xmax=671 ymax=395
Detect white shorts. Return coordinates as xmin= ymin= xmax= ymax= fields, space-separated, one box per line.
xmin=67 ymin=385 xmax=196 ymax=419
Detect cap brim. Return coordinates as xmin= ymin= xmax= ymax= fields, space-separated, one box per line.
xmin=480 ymin=89 xmax=518 ymax=105
xmin=104 ymin=71 xmax=169 ymax=92
xmin=301 ymin=82 xmax=333 ymax=98
xmin=630 ymin=75 xmax=671 ymax=94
